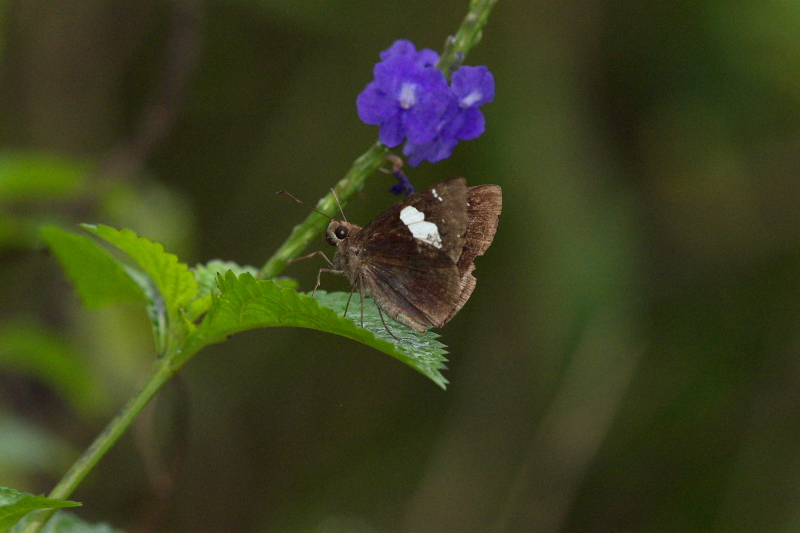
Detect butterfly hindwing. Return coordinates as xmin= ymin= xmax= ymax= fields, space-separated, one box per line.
xmin=445 ymin=184 xmax=503 ymax=323
xmin=357 ymin=230 xmax=461 ymax=332
xmin=459 ymin=185 xmax=503 ymax=270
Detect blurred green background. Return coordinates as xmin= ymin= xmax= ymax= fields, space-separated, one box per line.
xmin=2 ymin=0 xmax=800 ymax=531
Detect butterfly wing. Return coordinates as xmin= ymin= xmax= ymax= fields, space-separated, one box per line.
xmin=444 ymin=184 xmax=503 ymax=323
xmin=357 ymin=232 xmax=461 ymax=332
xmin=348 ymin=178 xmax=488 ymax=332
xmin=360 ymin=177 xmax=469 ymax=264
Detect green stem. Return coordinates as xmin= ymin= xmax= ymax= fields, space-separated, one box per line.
xmin=438 ymin=0 xmax=499 ymax=75
xmin=258 ymin=0 xmax=499 ymax=280
xmin=20 ymin=358 xmax=176 ymax=533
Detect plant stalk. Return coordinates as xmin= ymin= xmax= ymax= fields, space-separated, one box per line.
xmin=20 ymin=358 xmax=176 ymax=533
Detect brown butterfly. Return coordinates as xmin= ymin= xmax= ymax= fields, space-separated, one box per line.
xmin=297 ymin=178 xmax=502 ymax=335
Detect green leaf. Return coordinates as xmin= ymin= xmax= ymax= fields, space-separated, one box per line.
xmin=82 ymin=225 xmax=199 ymax=351
xmin=188 ymin=260 xmax=260 ymax=322
xmin=0 ymin=321 xmax=106 ymax=416
xmin=11 ymin=510 xmax=121 ymax=533
xmin=189 ymin=261 xmax=297 ymax=318
xmin=193 ymin=260 xmax=259 ymax=300
xmin=0 ymin=487 xmax=79 ymax=533
xmin=182 ymin=272 xmax=449 ymax=388
xmin=0 ymin=152 xmax=89 ymax=202
xmin=82 ymin=225 xmax=198 ymax=312
xmin=40 ymin=226 xmax=143 ymax=308
xmin=313 ymin=291 xmax=449 ymax=381
xmin=271 ymin=276 xmax=299 ymax=290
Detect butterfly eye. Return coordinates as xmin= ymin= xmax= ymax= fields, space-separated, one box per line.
xmin=335 ymin=226 xmax=348 ymax=239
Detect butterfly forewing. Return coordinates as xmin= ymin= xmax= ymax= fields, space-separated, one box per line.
xmin=359 ymin=178 xmax=469 ymax=264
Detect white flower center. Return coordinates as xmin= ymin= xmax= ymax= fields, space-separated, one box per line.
xmin=399 ymin=83 xmax=417 ymax=109
xmin=460 ymin=90 xmax=482 ymax=108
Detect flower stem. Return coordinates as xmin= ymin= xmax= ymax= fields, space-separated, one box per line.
xmin=437 ymin=0 xmax=500 ymax=76
xmin=20 ymin=358 xmax=176 ymax=533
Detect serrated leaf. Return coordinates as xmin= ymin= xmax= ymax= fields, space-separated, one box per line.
xmin=188 ymin=260 xmax=260 ymax=321
xmin=193 ymin=260 xmax=259 ymax=300
xmin=271 ymin=276 xmax=298 ymax=290
xmin=40 ymin=226 xmax=143 ymax=308
xmin=0 ymin=486 xmax=79 ymax=533
xmin=313 ymin=291 xmax=449 ymax=380
xmin=82 ymin=225 xmax=197 ymax=311
xmin=182 ymin=272 xmax=448 ymax=388
xmin=11 ymin=510 xmax=121 ymax=533
xmin=82 ymin=225 xmax=199 ymax=352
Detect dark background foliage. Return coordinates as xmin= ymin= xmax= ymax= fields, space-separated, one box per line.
xmin=2 ymin=0 xmax=800 ymax=531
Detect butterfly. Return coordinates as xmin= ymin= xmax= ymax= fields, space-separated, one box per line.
xmin=307 ymin=178 xmax=502 ymax=335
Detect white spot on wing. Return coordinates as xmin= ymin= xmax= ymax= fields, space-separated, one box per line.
xmin=400 ymin=205 xmax=442 ymax=249
xmin=432 ymin=188 xmax=443 ymax=202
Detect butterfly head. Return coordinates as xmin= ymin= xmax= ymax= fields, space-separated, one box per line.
xmin=325 ymin=220 xmax=357 ymax=247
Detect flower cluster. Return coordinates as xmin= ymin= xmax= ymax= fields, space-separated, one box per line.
xmin=357 ymin=40 xmax=494 ymax=167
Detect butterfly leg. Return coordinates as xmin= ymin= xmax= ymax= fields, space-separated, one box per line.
xmin=290 ymin=250 xmax=334 ymax=267
xmin=292 ymin=251 xmax=337 ymax=297
xmin=313 ymin=268 xmax=344 ymax=297
xmin=343 ymin=286 xmax=356 ymax=318
xmin=344 ymin=272 xmax=362 ymax=321
xmin=360 ymin=286 xmax=365 ymax=328
xmin=377 ymin=307 xmax=400 ymax=341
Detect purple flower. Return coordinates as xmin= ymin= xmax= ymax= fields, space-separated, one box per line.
xmin=403 ymin=66 xmax=495 ymax=166
xmin=357 ymin=55 xmax=451 ymax=147
xmin=452 ymin=65 xmax=494 ymax=109
xmin=389 ymin=166 xmax=415 ymax=196
xmin=357 ymin=41 xmax=494 ymax=165
xmin=379 ymin=39 xmax=439 ymax=67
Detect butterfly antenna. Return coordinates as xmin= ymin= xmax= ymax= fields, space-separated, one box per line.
xmin=330 ymin=188 xmax=348 ymax=222
xmin=276 ymin=190 xmax=332 ymax=219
